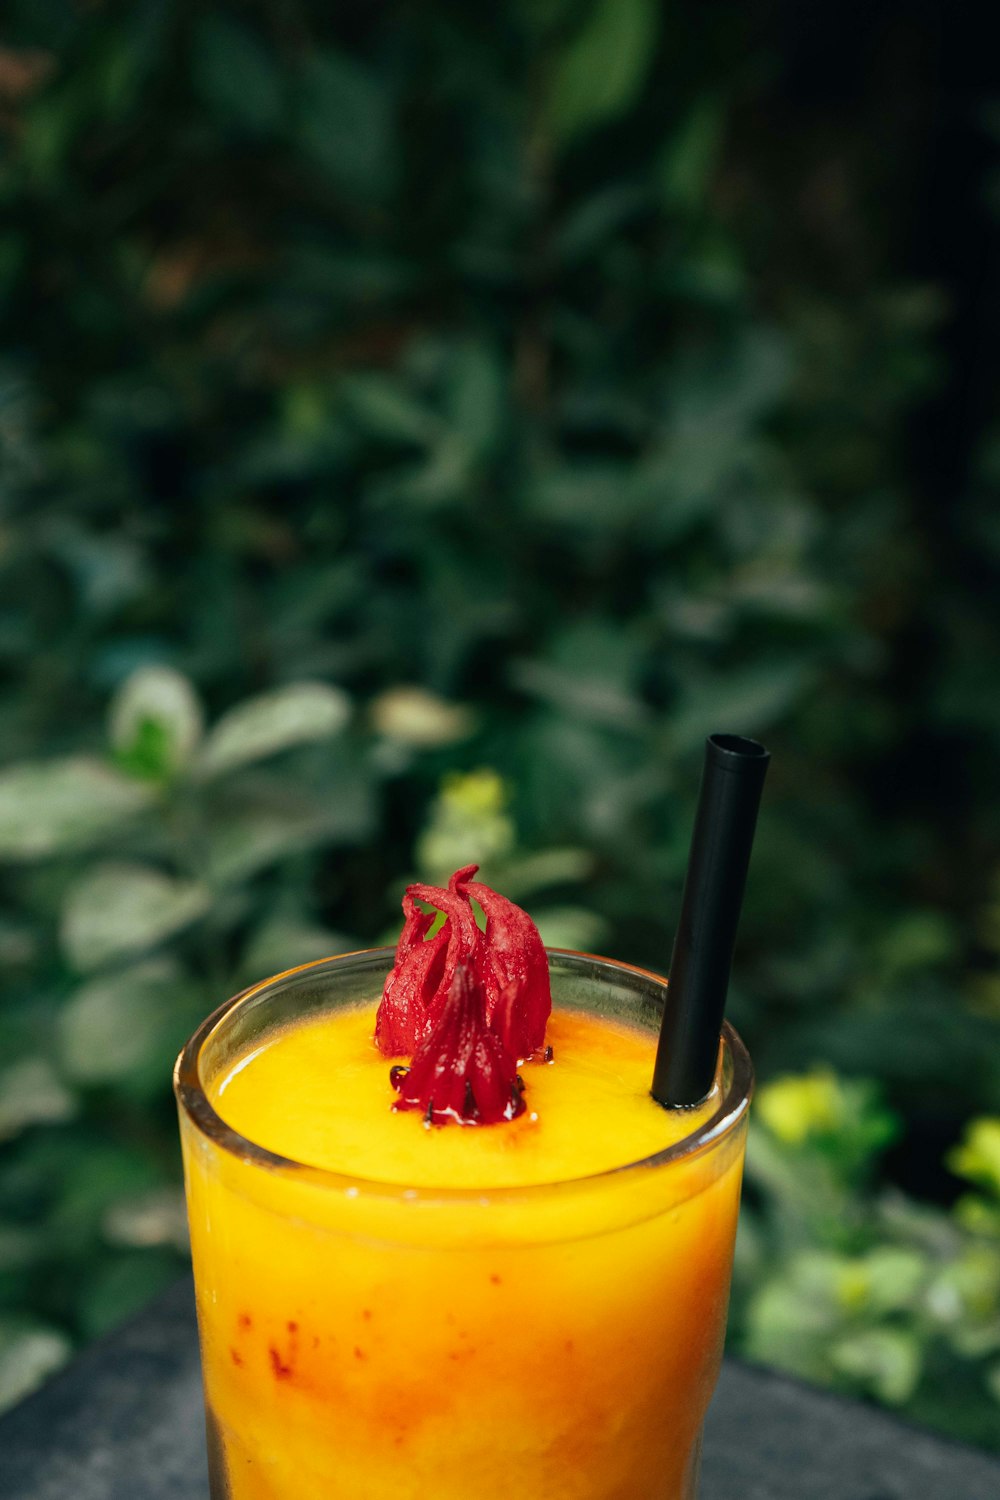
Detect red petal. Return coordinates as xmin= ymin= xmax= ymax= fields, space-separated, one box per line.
xmin=490 ymin=978 xmax=521 ymax=1058
xmin=375 ymin=869 xmax=482 ymax=1056
xmin=374 ymin=892 xmax=449 ymax=1056
xmin=391 ymin=965 xmax=525 ymax=1126
xmin=454 ymin=875 xmax=551 ymax=1057
xmin=375 ymin=868 xmax=552 ymax=1112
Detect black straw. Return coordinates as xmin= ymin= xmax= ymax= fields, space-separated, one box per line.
xmin=651 ymin=734 xmax=770 ymax=1108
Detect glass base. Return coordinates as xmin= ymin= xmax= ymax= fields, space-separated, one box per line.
xmin=205 ymin=1400 xmax=705 ymax=1500
xmin=205 ymin=1403 xmax=232 ymax=1500
xmin=683 ymin=1431 xmax=703 ymax=1499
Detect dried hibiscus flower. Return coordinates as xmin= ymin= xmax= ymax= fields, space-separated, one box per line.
xmin=390 ymin=964 xmax=526 ymax=1126
xmin=375 ymin=864 xmax=550 ymax=1060
xmin=376 ymin=865 xmax=551 ymax=1126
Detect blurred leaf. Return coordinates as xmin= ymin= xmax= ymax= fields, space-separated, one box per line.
xmin=756 ymin=1068 xmax=899 ymax=1173
xmin=0 ymin=1320 xmax=72 ymax=1409
xmin=0 ymin=1222 xmax=45 ymax=1274
xmin=512 ymin=657 xmax=648 ymax=729
xmin=296 ymin=49 xmax=394 ymax=200
xmin=44 ymin=522 xmax=149 ymax=616
xmin=533 ymin=904 xmax=608 ymax=952
xmin=0 ymin=758 xmax=153 ymax=861
xmin=875 ymin=910 xmax=958 ymax=980
xmin=543 ymin=0 xmax=660 ymax=145
xmin=939 ymin=1248 xmax=1000 ymax=1342
xmin=340 ymin=374 xmax=438 ymax=447
xmin=203 ymin=807 xmax=325 ymax=885
xmin=57 ymin=958 xmax=190 ymax=1085
xmin=102 ymin=1187 xmax=189 ymax=1252
xmin=0 ymin=1059 xmax=76 ymax=1142
xmin=830 ymin=1328 xmax=922 ymax=1405
xmin=239 ymin=918 xmax=357 ymax=984
xmin=658 ymin=97 xmax=726 ymax=212
xmin=0 ymin=916 xmax=38 ymax=968
xmin=512 ymin=0 xmax=579 ymax=34
xmin=415 ymin=769 xmax=515 ymax=881
xmin=370 ymin=685 xmax=477 ymax=748
xmin=949 ymin=1119 xmax=1000 ymax=1198
xmin=442 ymin=343 xmax=506 ymax=459
xmin=668 ymin=661 xmax=813 ymax=752
xmin=192 ymin=14 xmax=284 ymax=134
xmin=76 ymin=1250 xmax=182 ymax=1341
xmin=108 ymin=665 xmax=204 ymax=779
xmin=511 ymin=618 xmax=648 ymax=730
xmin=552 ymin=183 xmax=648 ymax=264
xmin=61 ymin=865 xmax=211 ymax=971
xmin=853 ymin=1249 xmax=927 ymax=1314
xmin=667 ymin=325 xmax=794 ymax=433
xmin=528 ymin=463 xmax=638 ymax=530
xmin=953 ymin=1194 xmax=1000 ymax=1240
xmin=201 ymin=766 xmax=374 ymax=885
xmin=196 ymin=682 xmax=351 ymax=778
xmin=743 ymin=1254 xmax=840 ymax=1376
xmin=484 ymin=848 xmax=596 ymax=901
xmin=46 ymin=1140 xmax=166 ymax=1245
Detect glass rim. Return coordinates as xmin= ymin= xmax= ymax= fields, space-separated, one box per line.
xmin=174 ymin=947 xmax=754 ymax=1204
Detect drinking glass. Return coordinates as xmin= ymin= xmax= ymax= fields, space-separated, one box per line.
xmin=175 ymin=948 xmax=752 ymax=1500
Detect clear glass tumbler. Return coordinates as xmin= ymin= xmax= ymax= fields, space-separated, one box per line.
xmin=175 ymin=948 xmax=752 ymax=1500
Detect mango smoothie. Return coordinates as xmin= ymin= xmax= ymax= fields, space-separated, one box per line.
xmin=176 ymin=945 xmax=751 ymax=1500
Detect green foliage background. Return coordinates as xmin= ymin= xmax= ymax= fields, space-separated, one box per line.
xmin=2 ymin=0 xmax=1000 ymax=1449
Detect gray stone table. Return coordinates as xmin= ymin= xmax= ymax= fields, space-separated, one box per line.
xmin=3 ymin=1279 xmax=1000 ymax=1498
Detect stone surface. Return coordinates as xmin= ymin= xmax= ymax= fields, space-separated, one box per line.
xmin=2 ymin=1279 xmax=999 ymax=1499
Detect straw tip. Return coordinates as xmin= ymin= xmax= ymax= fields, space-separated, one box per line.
xmin=705 ymin=733 xmax=770 ymax=771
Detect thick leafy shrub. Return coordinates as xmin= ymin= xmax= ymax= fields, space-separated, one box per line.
xmin=1 ymin=0 xmax=999 ymax=1446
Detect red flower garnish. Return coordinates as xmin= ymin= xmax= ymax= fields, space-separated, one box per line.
xmin=376 ymin=866 xmax=551 ymax=1127
xmin=375 ymin=864 xmax=551 ymax=1063
xmin=390 ymin=964 xmax=526 ymax=1126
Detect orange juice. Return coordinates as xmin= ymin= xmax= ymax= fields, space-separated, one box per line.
xmin=176 ymin=949 xmax=751 ymax=1500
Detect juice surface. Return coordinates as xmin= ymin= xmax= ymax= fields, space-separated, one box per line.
xmin=211 ymin=1002 xmax=718 ymax=1190
xmin=182 ymin=993 xmax=746 ymax=1500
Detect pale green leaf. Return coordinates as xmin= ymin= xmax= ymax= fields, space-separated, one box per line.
xmin=844 ymin=1250 xmax=927 ymax=1316
xmin=239 ymin=918 xmax=357 ymax=985
xmin=108 ymin=665 xmax=204 ymax=777
xmin=58 ymin=958 xmax=187 ymax=1083
xmin=0 ymin=1059 xmax=77 ymax=1142
xmin=0 ymin=1322 xmax=72 ymax=1411
xmin=668 ymin=661 xmax=813 ymax=753
xmin=102 ymin=1187 xmax=189 ymax=1252
xmin=370 ymin=686 xmax=477 ymax=748
xmin=196 ymin=682 xmax=351 ymax=778
xmin=0 ymin=757 xmax=154 ymax=861
xmin=534 ymin=905 xmax=608 ymax=953
xmin=60 ymin=864 xmax=211 ymax=971
xmin=479 ymin=848 xmax=595 ymax=901
xmin=201 ymin=766 xmax=373 ymax=885
xmin=510 ymin=658 xmax=648 ymax=730
xmin=830 ymin=1327 xmax=922 ymax=1405
xmin=202 ymin=804 xmax=334 ymax=885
